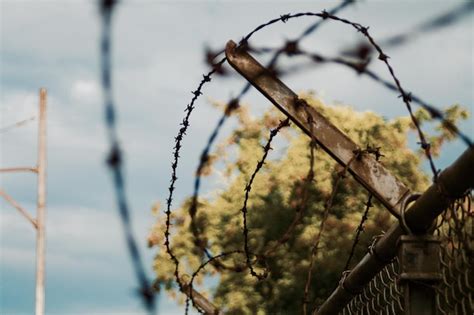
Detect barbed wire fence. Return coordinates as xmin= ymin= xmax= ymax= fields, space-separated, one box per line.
xmin=96 ymin=0 xmax=473 ymax=314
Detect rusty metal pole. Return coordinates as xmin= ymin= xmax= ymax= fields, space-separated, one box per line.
xmin=35 ymin=88 xmax=47 ymax=315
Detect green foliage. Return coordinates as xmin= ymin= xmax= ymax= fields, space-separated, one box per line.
xmin=149 ymin=94 xmax=468 ymax=314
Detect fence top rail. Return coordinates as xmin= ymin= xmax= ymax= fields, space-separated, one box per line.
xmin=315 ymin=146 xmax=474 ymax=314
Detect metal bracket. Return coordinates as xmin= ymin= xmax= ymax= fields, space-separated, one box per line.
xmin=397 ymin=235 xmax=441 ymax=315
xmin=181 ymin=277 xmax=221 ymax=315
xmin=225 ymin=40 xmax=411 ymax=217
xmin=398 ymin=235 xmax=441 ymax=282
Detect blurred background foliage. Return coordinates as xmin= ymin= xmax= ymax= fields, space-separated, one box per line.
xmin=148 ymin=93 xmax=468 ymax=314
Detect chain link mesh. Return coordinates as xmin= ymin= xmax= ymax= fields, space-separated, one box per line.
xmin=339 ymin=192 xmax=473 ymax=315
xmin=341 ymin=258 xmax=404 ymax=315
xmin=435 ymin=193 xmax=473 ymax=315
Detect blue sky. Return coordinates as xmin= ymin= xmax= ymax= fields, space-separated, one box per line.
xmin=1 ymin=1 xmax=472 ymax=314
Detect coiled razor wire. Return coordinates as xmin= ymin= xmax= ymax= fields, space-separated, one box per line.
xmin=159 ymin=3 xmax=473 ymax=314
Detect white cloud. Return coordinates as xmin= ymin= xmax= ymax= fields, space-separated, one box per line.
xmin=1 ymin=2 xmax=472 ymax=314
xmin=71 ymin=80 xmax=101 ymax=106
xmin=1 ymin=204 xmax=146 ymax=271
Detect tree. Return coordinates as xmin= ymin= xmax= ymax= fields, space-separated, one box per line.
xmin=149 ymin=93 xmax=467 ymax=314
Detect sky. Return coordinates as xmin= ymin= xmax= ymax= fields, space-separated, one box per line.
xmin=0 ymin=1 xmax=472 ymax=314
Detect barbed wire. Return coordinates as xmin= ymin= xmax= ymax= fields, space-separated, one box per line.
xmin=204 ymin=0 xmax=355 ymax=71
xmin=183 ymin=0 xmax=356 ymax=281
xmin=366 ymin=1 xmax=474 ymax=54
xmin=240 ymin=11 xmax=442 ymax=178
xmin=160 ymin=4 xmax=472 ymax=315
xmin=259 ymin=97 xmax=319 ymax=261
xmin=241 ymin=118 xmax=290 ymax=280
xmin=99 ymin=0 xmax=155 ymax=312
xmin=211 ymin=2 xmax=473 ymax=85
xmin=247 ymin=46 xmax=473 ymax=147
xmin=184 ymin=250 xmax=243 ymax=315
xmin=342 ymin=146 xmax=383 ymax=272
xmin=344 ymin=194 xmax=373 ymax=271
xmin=302 ymin=152 xmax=360 ymax=315
xmin=165 ymin=4 xmax=357 ymax=309
xmin=188 ymin=101 xmax=240 ymax=272
xmin=207 ymin=10 xmax=447 ymax=183
xmin=263 ymin=140 xmax=316 ymax=257
xmin=164 ymin=58 xmax=226 ymax=296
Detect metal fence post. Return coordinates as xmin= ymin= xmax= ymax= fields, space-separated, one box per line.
xmin=397 ymin=235 xmax=441 ymax=315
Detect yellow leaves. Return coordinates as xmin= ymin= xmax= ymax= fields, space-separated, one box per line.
xmin=151 ymin=94 xmax=469 ymax=313
xmin=298 ymin=224 xmax=318 ymax=247
xmin=151 ymin=201 xmax=161 ymax=216
xmin=147 ymin=224 xmax=162 ymax=248
xmin=409 ymin=105 xmax=470 ymax=157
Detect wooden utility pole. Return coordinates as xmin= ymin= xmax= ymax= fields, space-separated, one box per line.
xmin=0 ymin=88 xmax=47 ymax=315
xmin=35 ymin=88 xmax=47 ymax=315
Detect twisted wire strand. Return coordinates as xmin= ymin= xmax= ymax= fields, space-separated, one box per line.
xmin=99 ymin=0 xmax=155 ymax=312
xmin=263 ymin=141 xmax=316 ymax=257
xmin=184 ymin=250 xmax=244 ymax=315
xmin=241 ymin=118 xmax=291 ymax=280
xmin=164 ymin=58 xmax=226 ymax=295
xmin=174 ymin=5 xmax=357 ymax=308
xmin=185 ymin=1 xmax=355 ymax=273
xmin=343 ymin=147 xmax=383 ymax=271
xmin=162 ymin=6 xmax=471 ymax=313
xmin=247 ymin=46 xmax=472 ymax=147
xmin=302 ymin=153 xmax=359 ymax=314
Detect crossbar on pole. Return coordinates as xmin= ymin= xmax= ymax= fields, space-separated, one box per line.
xmin=0 ymin=189 xmax=37 ymax=228
xmin=0 ymin=167 xmax=38 ymax=173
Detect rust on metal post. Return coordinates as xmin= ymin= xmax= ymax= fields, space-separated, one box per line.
xmin=225 ymin=40 xmax=410 ymax=217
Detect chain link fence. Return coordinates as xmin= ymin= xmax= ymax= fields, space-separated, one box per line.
xmin=341 ymin=258 xmax=404 ymax=315
xmin=339 ymin=193 xmax=473 ymax=315
xmin=436 ymin=193 xmax=473 ymax=315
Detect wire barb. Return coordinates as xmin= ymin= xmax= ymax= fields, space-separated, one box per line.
xmin=160 ymin=4 xmax=472 ymax=314
xmin=241 ymin=118 xmax=290 ymax=280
